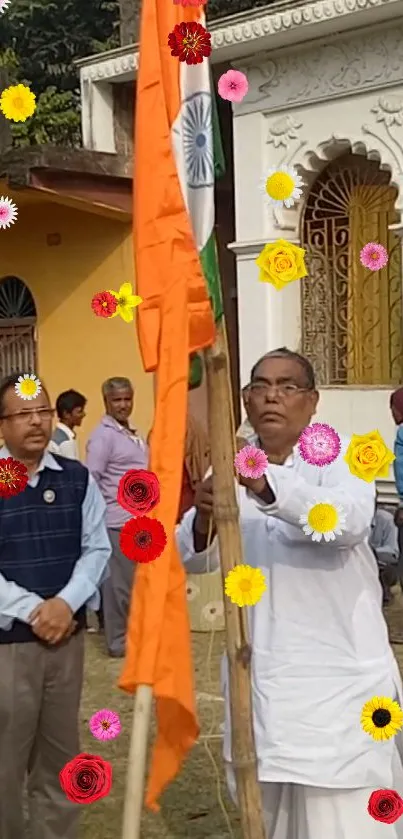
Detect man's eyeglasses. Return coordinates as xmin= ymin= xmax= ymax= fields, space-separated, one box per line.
xmin=0 ymin=408 xmax=55 ymax=422
xmin=248 ymin=382 xmax=312 ymax=399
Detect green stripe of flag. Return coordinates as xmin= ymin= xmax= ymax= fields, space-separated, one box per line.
xmin=200 ymin=77 xmax=225 ymax=322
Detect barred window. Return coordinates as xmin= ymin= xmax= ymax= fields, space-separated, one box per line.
xmin=300 ymin=153 xmax=403 ymax=386
xmin=0 ymin=276 xmax=37 ymax=378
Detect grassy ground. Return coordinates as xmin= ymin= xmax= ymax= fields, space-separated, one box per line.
xmin=78 ymin=591 xmax=403 ymax=839
xmin=79 ymin=627 xmax=241 ymax=839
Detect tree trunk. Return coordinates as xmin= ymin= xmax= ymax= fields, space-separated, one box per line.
xmin=118 ymin=0 xmax=142 ymax=44
xmin=204 ymin=321 xmax=266 ymax=839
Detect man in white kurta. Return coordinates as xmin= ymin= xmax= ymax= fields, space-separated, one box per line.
xmin=176 ymin=348 xmax=403 ymax=839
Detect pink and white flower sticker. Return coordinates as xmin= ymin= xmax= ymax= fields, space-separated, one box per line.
xmin=0 ymin=196 xmax=18 ymax=229
xmin=0 ymin=0 xmax=12 ymax=13
xmin=234 ymin=445 xmax=268 ymax=479
xmin=298 ymin=423 xmax=341 ymax=467
xmin=360 ymin=242 xmax=388 ymax=272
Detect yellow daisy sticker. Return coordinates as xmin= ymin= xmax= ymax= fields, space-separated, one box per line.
xmin=0 ymin=84 xmax=36 ymax=122
xmin=15 ymin=374 xmax=41 ymax=401
xmin=361 ymin=696 xmax=403 ymax=741
xmin=264 ymin=165 xmax=304 ymax=208
xmin=299 ymin=500 xmax=346 ymax=543
xmin=224 ymin=564 xmax=266 ymax=607
xmin=108 ymin=282 xmax=142 ymax=323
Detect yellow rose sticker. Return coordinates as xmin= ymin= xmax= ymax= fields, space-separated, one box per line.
xmin=344 ymin=430 xmax=395 ymax=482
xmin=256 ymin=239 xmax=307 ymax=291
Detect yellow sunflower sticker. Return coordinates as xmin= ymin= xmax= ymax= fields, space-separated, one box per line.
xmin=361 ymin=696 xmax=403 ymax=741
xmin=224 ymin=564 xmax=266 ymax=607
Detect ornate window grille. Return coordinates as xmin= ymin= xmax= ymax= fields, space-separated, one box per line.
xmin=0 ymin=276 xmax=37 ymax=377
xmin=300 ymin=153 xmax=403 ymax=386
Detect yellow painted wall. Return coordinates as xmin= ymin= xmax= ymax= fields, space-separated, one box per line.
xmin=0 ymin=197 xmax=154 ymax=455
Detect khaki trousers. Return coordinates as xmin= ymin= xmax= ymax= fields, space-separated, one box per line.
xmin=0 ymin=631 xmax=84 ymax=839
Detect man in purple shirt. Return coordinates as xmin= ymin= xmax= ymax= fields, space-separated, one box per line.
xmin=86 ymin=377 xmax=149 ymax=657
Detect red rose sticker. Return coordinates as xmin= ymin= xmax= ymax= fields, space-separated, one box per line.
xmin=117 ymin=469 xmax=160 ymax=516
xmin=119 ymin=515 xmax=167 ymax=563
xmin=368 ymin=789 xmax=403 ymax=824
xmin=59 ymin=753 xmax=112 ymax=804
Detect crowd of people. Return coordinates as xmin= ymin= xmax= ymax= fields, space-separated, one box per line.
xmin=2 ymin=353 xmax=403 ymax=838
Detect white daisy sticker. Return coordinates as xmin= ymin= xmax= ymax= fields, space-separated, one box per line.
xmin=0 ymin=0 xmax=12 ymax=13
xmin=299 ymin=500 xmax=346 ymax=543
xmin=15 ymin=374 xmax=42 ymax=401
xmin=0 ymin=195 xmax=18 ymax=229
xmin=264 ymin=165 xmax=304 ymax=208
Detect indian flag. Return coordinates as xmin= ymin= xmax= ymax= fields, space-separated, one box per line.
xmin=119 ymin=0 xmax=219 ymax=814
xmin=171 ymin=6 xmax=224 ymax=321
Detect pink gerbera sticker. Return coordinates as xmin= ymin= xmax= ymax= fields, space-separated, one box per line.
xmin=89 ymin=709 xmax=121 ymax=741
xmin=0 ymin=195 xmax=18 ymax=229
xmin=359 ymin=242 xmax=389 ymax=271
xmin=234 ymin=445 xmax=268 ymax=479
xmin=298 ymin=423 xmax=341 ymax=467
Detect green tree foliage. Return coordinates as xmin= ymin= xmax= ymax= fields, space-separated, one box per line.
xmin=0 ymin=0 xmax=119 ymax=147
xmin=208 ymin=0 xmax=275 ymax=19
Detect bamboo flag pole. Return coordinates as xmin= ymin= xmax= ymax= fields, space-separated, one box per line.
xmin=204 ymin=320 xmax=266 ymax=839
xmin=121 ymin=685 xmax=153 ymax=839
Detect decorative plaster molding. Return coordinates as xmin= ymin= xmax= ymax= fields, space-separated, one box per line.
xmin=266 ymin=115 xmax=303 ymax=148
xmin=227 ymin=236 xmax=301 ymax=259
xmin=212 ymin=0 xmax=403 ymax=52
xmin=78 ymin=0 xmax=403 ymax=83
xmin=237 ymin=24 xmax=403 ymax=111
xmin=80 ymin=49 xmax=139 ymax=82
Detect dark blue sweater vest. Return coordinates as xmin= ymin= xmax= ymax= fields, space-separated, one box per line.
xmin=0 ymin=454 xmax=89 ymax=643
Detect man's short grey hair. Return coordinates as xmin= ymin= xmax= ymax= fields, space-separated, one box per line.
xmin=102 ymin=377 xmax=133 ymax=398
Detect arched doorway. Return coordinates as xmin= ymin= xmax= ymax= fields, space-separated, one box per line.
xmin=0 ymin=276 xmax=37 ymax=377
xmin=300 ymin=153 xmax=403 ymax=386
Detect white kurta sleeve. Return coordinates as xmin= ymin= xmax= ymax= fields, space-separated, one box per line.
xmin=250 ymin=445 xmax=375 ymax=549
xmin=175 ymin=506 xmax=220 ymax=574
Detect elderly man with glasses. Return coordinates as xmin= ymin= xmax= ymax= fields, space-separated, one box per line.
xmin=0 ymin=372 xmax=110 ymax=839
xmin=177 ymin=347 xmax=403 ymax=839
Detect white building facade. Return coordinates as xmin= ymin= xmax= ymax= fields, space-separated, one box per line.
xmin=78 ymin=0 xmax=403 ymax=497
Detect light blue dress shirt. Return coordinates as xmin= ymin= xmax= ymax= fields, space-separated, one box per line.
xmin=0 ymin=447 xmax=111 ymax=631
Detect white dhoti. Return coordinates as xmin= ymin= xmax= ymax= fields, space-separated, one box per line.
xmin=226 ymin=749 xmax=403 ymax=839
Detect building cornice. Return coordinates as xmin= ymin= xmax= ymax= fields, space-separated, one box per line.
xmin=77 ymin=0 xmax=403 ymax=84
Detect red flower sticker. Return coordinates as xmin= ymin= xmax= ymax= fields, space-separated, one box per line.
xmin=368 ymin=789 xmax=403 ymax=824
xmin=0 ymin=457 xmax=28 ymax=498
xmin=59 ymin=753 xmax=112 ymax=804
xmin=117 ymin=469 xmax=160 ymax=516
xmin=91 ymin=291 xmax=118 ymax=318
xmin=119 ymin=516 xmax=167 ymax=563
xmin=168 ymin=21 xmax=211 ymax=65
